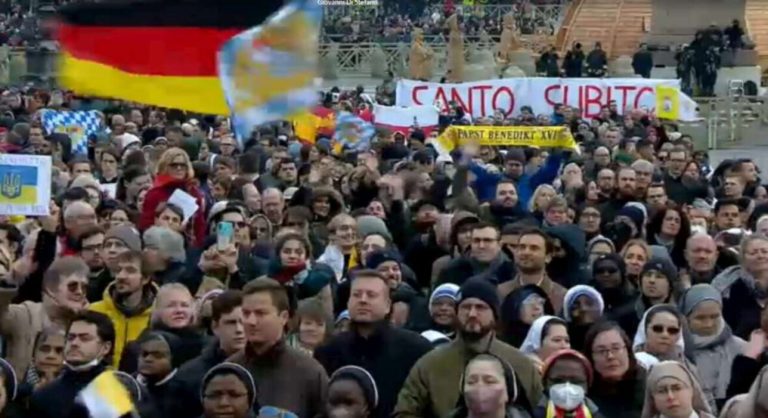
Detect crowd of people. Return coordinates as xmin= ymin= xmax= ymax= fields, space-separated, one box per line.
xmin=321 ymin=0 xmax=567 ymax=44
xmin=0 ymin=79 xmax=761 ymax=418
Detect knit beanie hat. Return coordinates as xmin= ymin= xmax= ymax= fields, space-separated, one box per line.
xmin=69 ymin=174 xmax=102 ymax=192
xmin=458 ymin=278 xmax=500 ymax=318
xmin=365 ymin=249 xmax=401 ymax=270
xmin=330 ymin=365 xmax=379 ymax=410
xmin=542 ymin=349 xmax=594 ymax=387
xmin=504 ymin=148 xmax=526 ymax=164
xmin=357 ymin=215 xmax=393 ymax=242
xmin=641 ymin=257 xmax=678 ymax=283
xmin=201 ymin=362 xmax=258 ymax=408
xmin=105 ymin=225 xmax=142 ymax=252
xmin=429 ymin=283 xmax=460 ymax=307
xmin=617 ymin=205 xmax=645 ymax=229
xmin=143 ymin=226 xmax=185 ymax=263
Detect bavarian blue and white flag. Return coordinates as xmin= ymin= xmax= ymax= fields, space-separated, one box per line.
xmin=218 ymin=0 xmax=322 ymax=144
xmin=40 ymin=109 xmax=102 ymax=155
xmin=334 ymin=111 xmax=376 ymax=152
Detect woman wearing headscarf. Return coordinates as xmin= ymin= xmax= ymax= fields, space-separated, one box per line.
xmin=500 ymin=285 xmax=555 ymax=348
xmin=640 ymin=361 xmax=715 ymax=418
xmin=448 ymin=353 xmax=533 ymax=418
xmin=679 ymin=284 xmax=745 ymax=412
xmin=533 ymin=349 xmax=606 ymax=418
xmin=632 ymin=305 xmax=694 ymax=371
xmin=520 ymin=316 xmax=571 ymax=373
xmin=324 ymin=365 xmax=379 ymax=418
xmin=590 ymin=254 xmax=637 ymax=316
xmin=584 ymin=321 xmax=647 ymax=418
xmin=201 ymin=362 xmax=258 ymax=418
xmin=720 ymin=364 xmax=768 ymax=418
xmin=562 ymin=285 xmax=605 ymax=352
xmin=135 ymin=330 xmax=184 ymax=414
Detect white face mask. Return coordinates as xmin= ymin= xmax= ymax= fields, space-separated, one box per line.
xmin=549 ymin=382 xmax=586 ymax=411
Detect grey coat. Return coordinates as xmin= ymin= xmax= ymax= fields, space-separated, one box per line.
xmin=689 ymin=320 xmax=745 ymax=412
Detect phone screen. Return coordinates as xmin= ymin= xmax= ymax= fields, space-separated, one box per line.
xmin=216 ymin=222 xmax=234 ymax=250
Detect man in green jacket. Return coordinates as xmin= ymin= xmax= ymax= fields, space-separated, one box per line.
xmin=393 ymin=278 xmax=543 ymax=417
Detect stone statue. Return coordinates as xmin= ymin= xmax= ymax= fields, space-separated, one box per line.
xmin=320 ymin=43 xmax=338 ymax=80
xmin=496 ymin=11 xmax=521 ymax=75
xmin=370 ymin=44 xmax=388 ymax=79
xmin=394 ymin=42 xmax=409 ymax=78
xmin=465 ymin=48 xmax=496 ymax=81
xmin=445 ymin=14 xmax=464 ymax=83
xmin=408 ymin=28 xmax=434 ymax=81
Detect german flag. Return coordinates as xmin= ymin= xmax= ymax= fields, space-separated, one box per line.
xmin=56 ymin=0 xmax=284 ymax=115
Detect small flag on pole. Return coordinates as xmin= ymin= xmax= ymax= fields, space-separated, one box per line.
xmin=78 ymin=370 xmax=135 ymax=418
xmin=334 ymin=112 xmax=376 ymax=152
xmin=656 ymin=85 xmax=680 ymax=120
xmin=218 ymin=0 xmax=322 ymax=142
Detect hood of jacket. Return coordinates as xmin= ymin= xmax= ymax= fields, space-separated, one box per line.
xmin=711 ymin=265 xmax=752 ymax=298
xmin=544 ymin=224 xmax=586 ymax=261
xmin=103 ymin=282 xmax=158 ymax=318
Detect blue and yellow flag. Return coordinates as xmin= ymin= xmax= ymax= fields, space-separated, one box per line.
xmin=0 ymin=165 xmax=37 ymax=205
xmin=656 ymin=85 xmax=680 ymax=120
xmin=218 ymin=0 xmax=322 ymax=142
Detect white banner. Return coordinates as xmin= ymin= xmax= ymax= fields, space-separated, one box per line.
xmin=373 ymin=104 xmax=439 ymax=127
xmin=0 ymin=155 xmax=52 ymax=216
xmin=395 ymin=78 xmax=699 ymax=121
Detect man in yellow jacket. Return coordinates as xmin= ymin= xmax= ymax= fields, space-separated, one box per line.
xmin=90 ymin=250 xmax=157 ymax=366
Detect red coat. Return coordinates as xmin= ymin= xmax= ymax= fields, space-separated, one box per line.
xmin=139 ymin=174 xmax=206 ymax=247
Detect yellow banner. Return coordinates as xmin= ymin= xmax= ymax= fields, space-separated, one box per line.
xmin=436 ymin=126 xmax=578 ymax=152
xmin=656 ymin=85 xmax=680 ymax=120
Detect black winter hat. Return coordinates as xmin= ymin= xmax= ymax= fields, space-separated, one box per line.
xmin=641 ymin=257 xmax=678 ymax=283
xmin=459 ymin=278 xmax=500 ymax=318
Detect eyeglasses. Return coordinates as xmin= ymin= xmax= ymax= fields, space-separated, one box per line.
xmin=82 ymin=243 xmax=103 ymax=252
xmin=593 ymin=345 xmax=626 ymax=358
xmin=650 ymin=325 xmax=680 ymax=335
xmin=168 ymin=162 xmax=187 ymax=170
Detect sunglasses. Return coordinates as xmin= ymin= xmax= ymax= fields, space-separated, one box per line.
xmin=223 ymin=221 xmax=247 ymax=229
xmin=66 ymin=281 xmax=87 ymax=293
xmin=650 ymin=324 xmax=680 ymax=335
xmin=595 ymin=267 xmax=618 ymax=275
xmin=169 ymin=162 xmax=187 ymax=170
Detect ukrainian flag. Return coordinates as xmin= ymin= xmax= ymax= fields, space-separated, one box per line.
xmin=0 ymin=165 xmax=37 ymax=205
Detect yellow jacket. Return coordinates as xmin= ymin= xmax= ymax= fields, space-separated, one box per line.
xmin=89 ymin=282 xmax=157 ymax=367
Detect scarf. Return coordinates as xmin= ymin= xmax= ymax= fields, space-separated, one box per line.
xmin=545 ymin=401 xmax=593 ymax=418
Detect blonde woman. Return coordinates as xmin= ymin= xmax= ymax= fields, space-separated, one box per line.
xmin=622 ymin=239 xmax=652 ymax=287
xmin=139 ymin=147 xmax=206 ymax=246
xmin=528 ymin=184 xmax=556 ymax=218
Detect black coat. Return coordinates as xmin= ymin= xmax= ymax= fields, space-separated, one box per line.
xmin=727 ymin=352 xmax=767 ymax=399
xmin=168 ymin=340 xmax=229 ymax=417
xmin=436 ymin=254 xmax=516 ymax=288
xmin=119 ymin=325 xmax=208 ymax=374
xmin=721 ymin=278 xmax=763 ymax=340
xmin=28 ymin=364 xmax=109 ymax=418
xmin=314 ymin=323 xmax=432 ymax=418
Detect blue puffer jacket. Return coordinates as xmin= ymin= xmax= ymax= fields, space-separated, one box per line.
xmin=468 ymin=152 xmax=564 ymax=206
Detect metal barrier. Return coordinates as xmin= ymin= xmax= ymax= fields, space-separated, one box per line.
xmin=319 ymin=36 xmax=554 ymax=73
xmin=679 ymin=96 xmax=768 ymax=149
